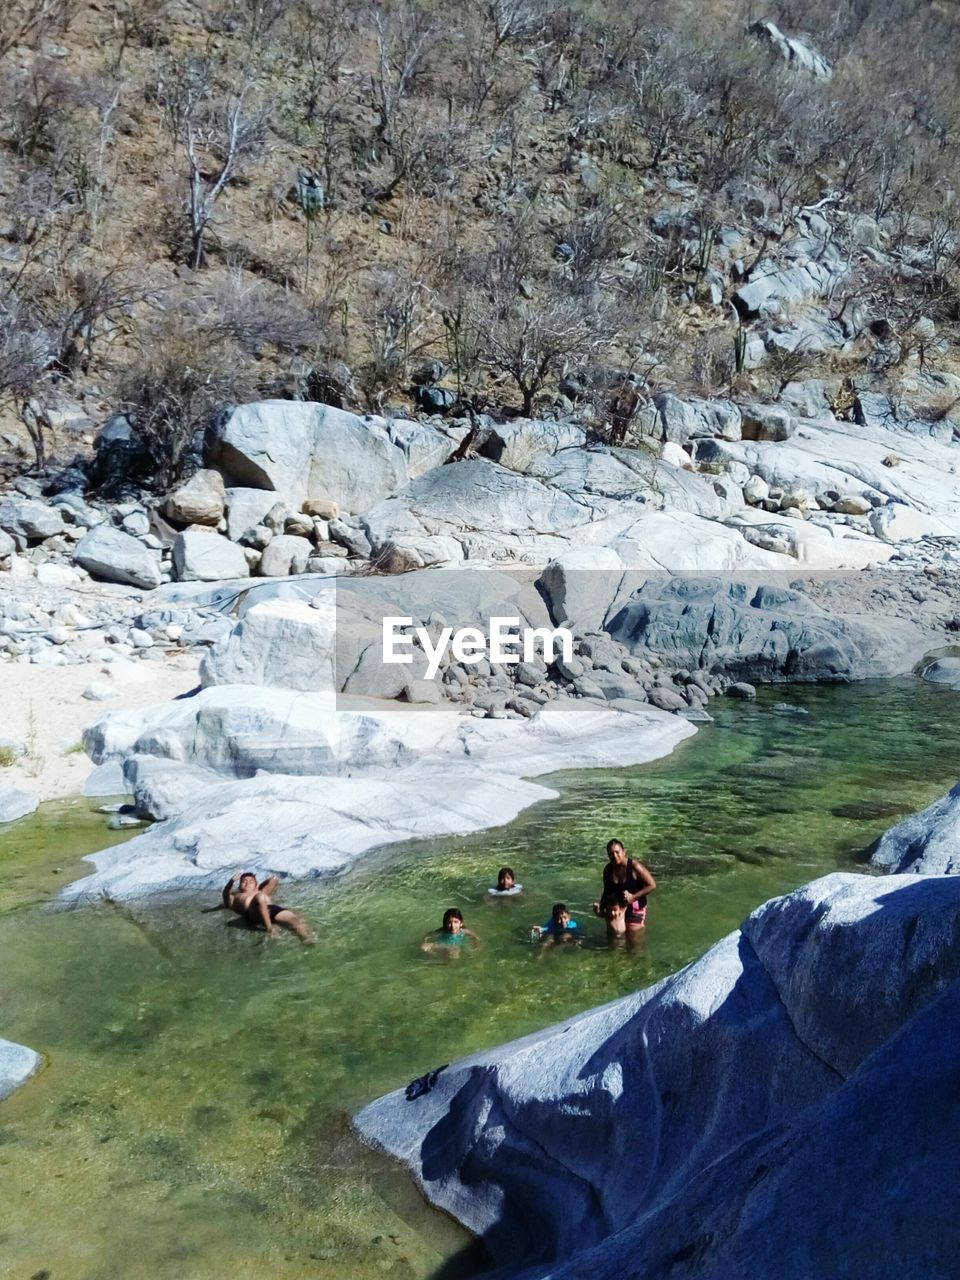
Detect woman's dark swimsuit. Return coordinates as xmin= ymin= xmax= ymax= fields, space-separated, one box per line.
xmin=603 ymin=860 xmax=649 ymax=926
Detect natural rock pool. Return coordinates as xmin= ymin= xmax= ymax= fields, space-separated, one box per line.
xmin=1 ymin=677 xmax=958 ymax=1279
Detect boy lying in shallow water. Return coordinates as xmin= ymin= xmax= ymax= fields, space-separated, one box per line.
xmin=221 ymin=871 xmax=311 ymax=941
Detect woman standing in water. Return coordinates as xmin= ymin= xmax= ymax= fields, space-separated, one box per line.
xmin=594 ymin=838 xmax=656 ymax=932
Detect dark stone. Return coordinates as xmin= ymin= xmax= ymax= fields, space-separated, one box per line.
xmin=414 ymin=385 xmax=457 ymax=414
xmin=411 ymin=359 xmax=446 ymax=386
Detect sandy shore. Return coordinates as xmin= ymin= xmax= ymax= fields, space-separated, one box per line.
xmin=2 ymin=656 xmax=201 ymax=803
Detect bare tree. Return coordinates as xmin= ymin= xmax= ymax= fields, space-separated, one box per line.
xmin=159 ymin=61 xmax=269 ymax=267
xmin=0 ymin=295 xmax=50 ymax=467
xmin=368 ymin=0 xmax=434 ymax=151
xmin=468 ymin=277 xmax=612 ymax=416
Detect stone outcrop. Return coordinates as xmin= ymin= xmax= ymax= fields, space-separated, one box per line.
xmin=870 ymin=780 xmax=960 ymax=875
xmin=355 ymin=872 xmax=960 ymax=1279
xmin=206 ymin=401 xmax=455 ymax=514
xmin=71 ymin=697 xmax=692 ymax=899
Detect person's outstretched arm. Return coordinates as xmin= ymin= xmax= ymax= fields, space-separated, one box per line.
xmin=258 ymin=874 xmax=279 ymax=897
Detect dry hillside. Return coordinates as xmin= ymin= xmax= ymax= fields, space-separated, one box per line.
xmin=1 ymin=0 xmax=960 ymax=486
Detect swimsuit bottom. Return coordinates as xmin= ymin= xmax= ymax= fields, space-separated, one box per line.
xmin=627 ymin=905 xmax=647 ymax=927
xmin=246 ymin=902 xmax=288 ymax=926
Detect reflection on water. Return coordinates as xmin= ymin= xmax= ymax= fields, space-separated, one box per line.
xmin=0 ymin=678 xmax=958 ymax=1278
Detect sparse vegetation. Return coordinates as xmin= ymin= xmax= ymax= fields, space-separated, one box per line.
xmin=0 ymin=0 xmax=958 ymax=479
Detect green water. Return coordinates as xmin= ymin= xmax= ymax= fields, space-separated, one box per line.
xmin=1 ymin=678 xmax=959 ymax=1279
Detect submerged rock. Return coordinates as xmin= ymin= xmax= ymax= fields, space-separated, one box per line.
xmin=0 ymin=1038 xmax=42 ymax=1102
xmin=355 ymin=872 xmax=960 ymax=1278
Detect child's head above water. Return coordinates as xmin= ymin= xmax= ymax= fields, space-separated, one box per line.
xmin=550 ymin=903 xmax=571 ymax=929
xmin=442 ymin=907 xmax=464 ymax=934
xmin=606 ymin=891 xmax=629 ymax=916
xmin=497 ymin=867 xmax=516 ymax=891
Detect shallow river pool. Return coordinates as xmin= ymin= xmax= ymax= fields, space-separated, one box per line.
xmin=1 ymin=678 xmax=958 ymax=1279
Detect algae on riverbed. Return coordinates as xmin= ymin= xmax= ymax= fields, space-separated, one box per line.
xmin=0 ymin=678 xmax=958 ymax=1279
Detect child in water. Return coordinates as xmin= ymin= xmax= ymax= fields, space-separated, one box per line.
xmin=597 ymin=890 xmax=630 ymax=937
xmin=488 ymin=866 xmax=523 ymax=896
xmin=531 ymin=903 xmax=579 ymax=941
xmin=422 ymin=907 xmax=481 ymax=953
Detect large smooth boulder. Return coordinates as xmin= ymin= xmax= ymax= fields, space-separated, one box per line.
xmin=919 ymin=657 xmax=960 ymax=690
xmin=0 ymin=1038 xmax=42 ymax=1102
xmin=0 ymin=496 xmax=65 ymax=542
xmin=363 ymin=459 xmax=592 ymax=566
xmin=207 ymin=401 xmax=454 ymax=514
xmin=739 ymin=403 xmax=797 ymax=442
xmin=200 ymin=599 xmax=337 ymax=693
xmin=870 ymin=780 xmax=960 ymax=875
xmin=355 ymin=873 xmax=960 ymax=1278
xmin=172 ymin=530 xmax=249 ymax=582
xmin=0 ymin=786 xmax=38 ymax=824
xmin=163 ymin=469 xmax=225 ymax=526
xmin=74 ymin=526 xmax=162 ymax=590
xmin=61 ymin=769 xmax=557 ymax=902
xmin=603 ymin=577 xmax=926 ymax=681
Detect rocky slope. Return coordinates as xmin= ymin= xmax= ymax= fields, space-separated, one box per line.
xmin=355 ymin=870 xmax=960 ymax=1279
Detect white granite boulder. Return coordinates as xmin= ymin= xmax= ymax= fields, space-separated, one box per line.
xmin=200 ymin=599 xmax=337 ymax=693
xmin=73 ymin=526 xmax=162 ymax=589
xmin=0 ymin=496 xmax=65 ymax=542
xmin=0 ymin=785 xmax=38 ymax=824
xmin=207 ymin=401 xmax=453 ymax=514
xmin=172 ymin=530 xmax=249 ymax=582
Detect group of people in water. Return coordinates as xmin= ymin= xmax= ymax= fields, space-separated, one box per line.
xmin=215 ymin=839 xmax=656 ymax=952
xmin=422 ymin=838 xmax=657 ymax=952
